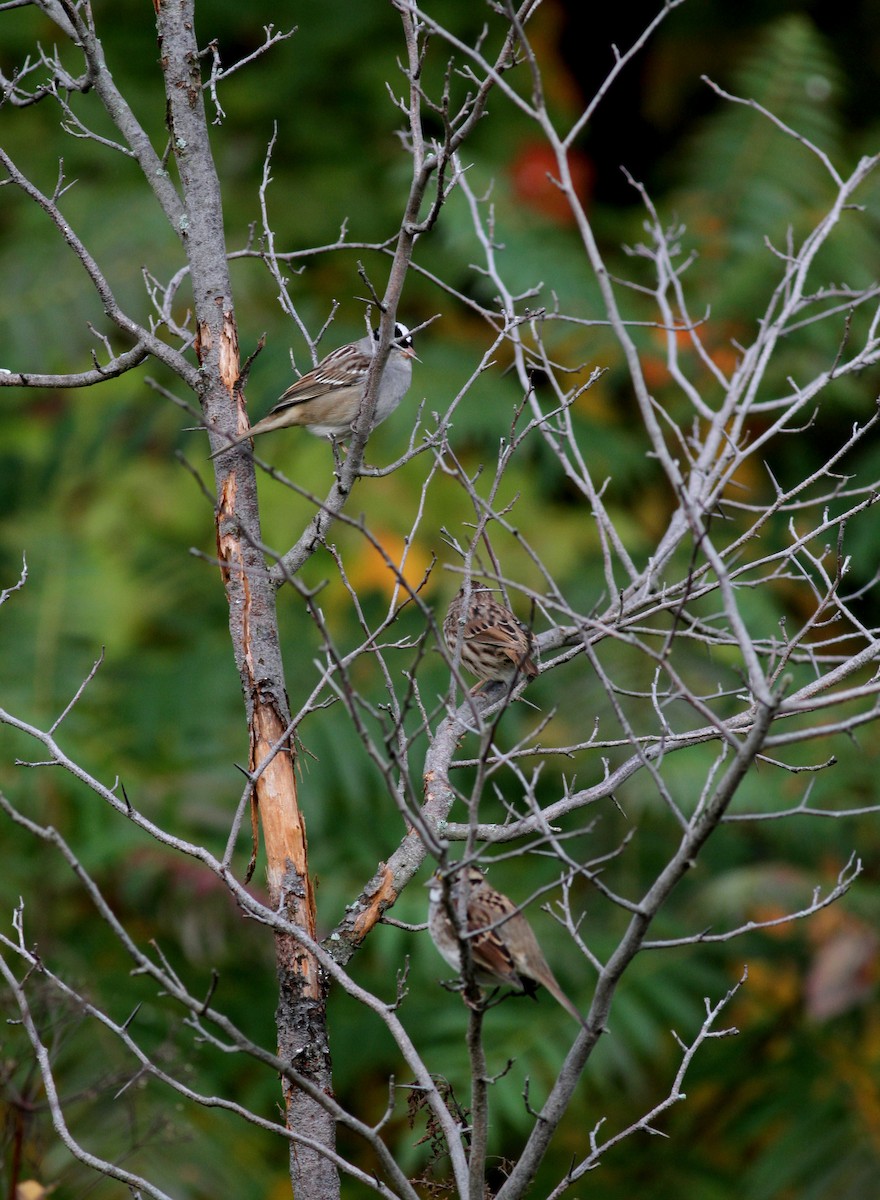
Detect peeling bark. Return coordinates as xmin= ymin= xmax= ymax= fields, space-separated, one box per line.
xmin=157 ymin=3 xmax=335 ymax=1195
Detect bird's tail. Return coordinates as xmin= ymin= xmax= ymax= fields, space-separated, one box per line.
xmin=208 ymin=431 xmax=251 ymax=460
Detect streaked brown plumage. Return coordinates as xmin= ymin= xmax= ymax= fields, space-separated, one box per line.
xmin=209 ymin=323 xmax=415 ymax=457
xmin=443 ymin=584 xmax=538 ymax=689
xmin=426 ymin=865 xmax=584 ymax=1026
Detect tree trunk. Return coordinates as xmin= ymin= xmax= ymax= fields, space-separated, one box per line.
xmin=156 ymin=4 xmax=336 ymax=1195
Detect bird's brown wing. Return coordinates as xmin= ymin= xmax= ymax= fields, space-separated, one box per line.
xmin=466 ymin=616 xmax=538 ymax=676
xmin=270 ymin=343 xmax=370 ymax=414
xmin=467 ymin=888 xmax=529 ymax=989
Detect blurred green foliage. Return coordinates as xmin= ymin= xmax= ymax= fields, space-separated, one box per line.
xmin=2 ymin=3 xmax=880 ymax=1198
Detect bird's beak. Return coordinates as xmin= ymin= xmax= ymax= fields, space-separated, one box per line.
xmin=400 ymin=345 xmax=420 ymax=362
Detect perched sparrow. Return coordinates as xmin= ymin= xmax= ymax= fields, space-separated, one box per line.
xmin=210 ymin=322 xmax=416 ymax=457
xmin=443 ymin=584 xmax=538 ymax=689
xmin=427 ymin=865 xmax=584 ymax=1026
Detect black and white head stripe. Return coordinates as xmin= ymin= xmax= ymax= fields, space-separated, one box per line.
xmin=392 ymin=322 xmax=413 ymax=350
xmin=372 ymin=322 xmax=414 ymax=351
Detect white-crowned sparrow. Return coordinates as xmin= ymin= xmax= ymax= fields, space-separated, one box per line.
xmin=443 ymin=584 xmax=538 ymax=690
xmin=427 ymin=865 xmax=584 ymax=1026
xmin=210 ymin=322 xmax=416 ymax=457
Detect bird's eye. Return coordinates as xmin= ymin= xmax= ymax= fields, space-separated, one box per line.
xmin=393 ymin=322 xmax=413 ymax=349
xmin=371 ymin=323 xmax=414 ymax=350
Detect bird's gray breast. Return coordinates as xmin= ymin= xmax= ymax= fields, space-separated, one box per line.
xmin=373 ymin=354 xmax=413 ymax=423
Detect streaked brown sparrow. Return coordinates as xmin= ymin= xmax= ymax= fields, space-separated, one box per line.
xmin=427 ymin=865 xmax=584 ymax=1026
xmin=443 ymin=584 xmax=538 ymax=689
xmin=210 ymin=322 xmax=416 ymax=457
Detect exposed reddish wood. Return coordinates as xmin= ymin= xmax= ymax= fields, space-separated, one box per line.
xmin=351 ymin=863 xmax=396 ymax=943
